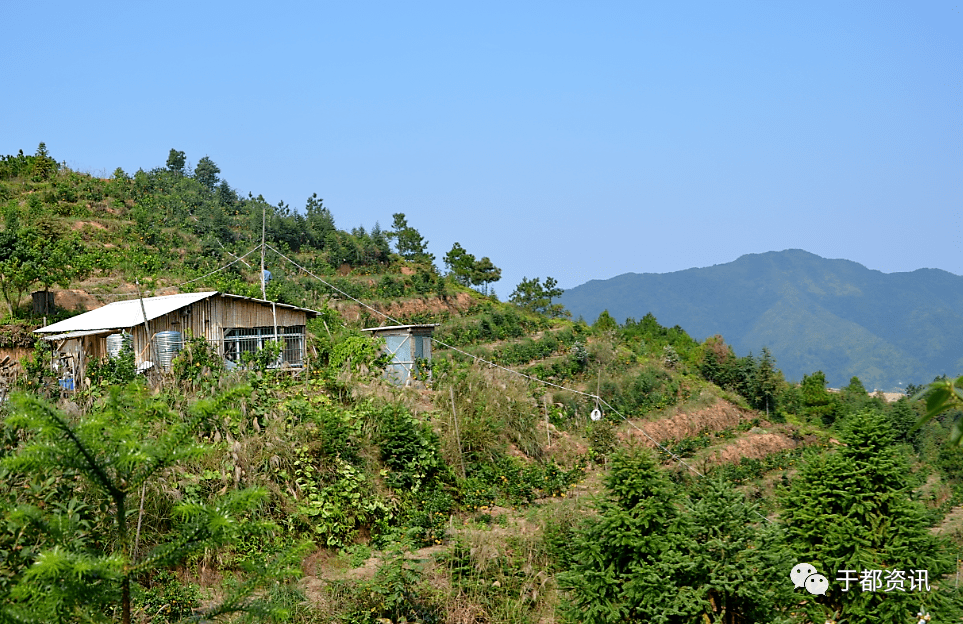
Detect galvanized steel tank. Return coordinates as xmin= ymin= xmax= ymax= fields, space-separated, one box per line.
xmin=106 ymin=333 xmax=132 ymax=359
xmin=154 ymin=331 xmax=183 ymax=370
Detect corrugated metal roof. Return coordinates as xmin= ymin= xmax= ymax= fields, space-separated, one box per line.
xmin=40 ymin=329 xmax=114 ymax=341
xmin=361 ymin=324 xmax=440 ymax=333
xmin=35 ymin=292 xmax=218 ymax=334
xmin=217 ymin=292 xmax=318 ymax=317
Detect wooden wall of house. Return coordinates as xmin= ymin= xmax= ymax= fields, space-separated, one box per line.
xmin=121 ymin=295 xmax=308 ymax=364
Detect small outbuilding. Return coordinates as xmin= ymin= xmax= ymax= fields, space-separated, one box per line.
xmin=361 ymin=324 xmax=438 ymax=386
xmin=34 ymin=291 xmax=317 ymax=383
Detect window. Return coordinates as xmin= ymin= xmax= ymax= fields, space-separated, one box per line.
xmin=223 ymin=325 xmax=305 ymax=367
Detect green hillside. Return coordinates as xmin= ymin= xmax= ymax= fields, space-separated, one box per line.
xmin=3 ymin=147 xmax=963 ymax=623
xmin=559 ymin=249 xmax=963 ymax=390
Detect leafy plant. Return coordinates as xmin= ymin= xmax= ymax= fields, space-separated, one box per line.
xmin=0 ymin=384 xmax=304 ymax=624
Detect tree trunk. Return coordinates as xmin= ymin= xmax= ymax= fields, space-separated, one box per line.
xmin=116 ymin=495 xmax=130 ymax=624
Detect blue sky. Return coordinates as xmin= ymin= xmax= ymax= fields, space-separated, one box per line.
xmin=5 ymin=1 xmax=960 ymax=294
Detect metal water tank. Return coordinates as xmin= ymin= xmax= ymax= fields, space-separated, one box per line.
xmin=155 ymin=331 xmax=183 ymax=370
xmin=106 ymin=333 xmax=132 ymax=359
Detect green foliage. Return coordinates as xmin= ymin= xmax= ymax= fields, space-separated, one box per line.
xmin=17 ymin=340 xmax=58 ymax=396
xmin=443 ymin=242 xmax=502 ymax=294
xmin=373 ymin=404 xmax=447 ymax=493
xmin=166 ymin=148 xmax=186 ymax=175
xmin=86 ymin=344 xmax=138 ymax=388
xmin=331 ymin=542 xmax=441 ymax=624
xmin=781 ymin=410 xmax=960 ymax=622
xmin=561 ymin=449 xmax=792 ymax=623
xmin=0 ymin=385 xmax=304 ymax=624
xmin=914 ymin=374 xmax=963 ymax=444
xmin=510 ymin=276 xmax=567 ymax=318
xmin=292 ymin=452 xmax=389 ymax=548
xmin=0 ymin=209 xmax=95 ymax=316
xmin=170 ymin=333 xmax=225 ymax=394
xmin=799 ymin=370 xmax=845 ymax=426
xmin=587 ymin=418 xmax=617 ymax=463
xmin=686 ymin=478 xmax=793 ymax=623
xmin=434 ymin=304 xmax=545 ymax=347
xmin=560 ymin=448 xmax=700 ymax=623
xmin=601 ymin=363 xmax=685 ymax=416
xmin=134 ymin=569 xmax=200 ymax=622
xmin=462 ymin=456 xmax=584 ymax=509
xmin=593 ymin=309 xmax=619 ymax=333
xmin=194 ymin=155 xmax=221 ymax=191
xmin=388 ymin=212 xmax=434 ymax=265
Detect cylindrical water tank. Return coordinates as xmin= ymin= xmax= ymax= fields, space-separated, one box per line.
xmin=154 ymin=331 xmax=183 ymax=370
xmin=106 ymin=333 xmax=132 ymax=359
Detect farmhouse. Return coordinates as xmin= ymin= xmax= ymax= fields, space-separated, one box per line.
xmin=34 ymin=291 xmax=317 ymax=382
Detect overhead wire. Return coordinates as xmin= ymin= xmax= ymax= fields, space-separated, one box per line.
xmin=85 ymin=244 xmax=263 ymax=300
xmin=258 ymin=243 xmax=772 ymax=517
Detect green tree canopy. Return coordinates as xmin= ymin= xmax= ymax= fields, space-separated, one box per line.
xmin=444 ymin=243 xmax=501 ymax=294
xmin=388 ymin=213 xmax=434 ymax=265
xmin=509 ymin=276 xmax=566 ymax=317
xmin=780 ymin=410 xmax=959 ymax=622
xmin=194 ymin=155 xmax=221 ymax=191
xmin=561 ymin=450 xmax=790 ymax=623
xmin=443 ymin=242 xmax=475 ymax=285
xmin=0 ymin=385 xmax=304 ymax=624
xmin=165 ymin=148 xmax=186 ymax=175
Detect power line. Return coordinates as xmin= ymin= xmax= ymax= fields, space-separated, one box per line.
xmin=260 ymin=244 xmax=768 ymax=512
xmin=82 ymin=244 xmax=263 ymax=300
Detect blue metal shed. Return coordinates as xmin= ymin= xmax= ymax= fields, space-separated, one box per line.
xmin=361 ymin=324 xmax=439 ymax=386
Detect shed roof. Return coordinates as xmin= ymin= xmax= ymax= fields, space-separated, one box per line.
xmin=361 ymin=324 xmax=440 ymax=333
xmin=34 ymin=291 xmax=317 ymax=335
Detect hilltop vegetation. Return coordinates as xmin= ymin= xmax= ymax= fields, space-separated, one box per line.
xmin=3 ymin=146 xmax=963 ymax=622
xmin=559 ymin=249 xmax=963 ymax=391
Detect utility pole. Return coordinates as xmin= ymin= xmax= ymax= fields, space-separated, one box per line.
xmin=261 ymin=204 xmax=279 ymax=363
xmin=260 ymin=205 xmax=266 ymax=300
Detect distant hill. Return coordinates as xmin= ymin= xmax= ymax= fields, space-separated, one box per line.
xmin=559 ymin=249 xmax=963 ymax=391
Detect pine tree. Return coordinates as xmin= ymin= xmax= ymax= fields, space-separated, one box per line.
xmin=194 ymin=155 xmax=221 ymax=191
xmin=560 ymin=449 xmax=703 ymax=623
xmin=30 ymin=142 xmax=56 ymax=181
xmin=166 ymin=148 xmax=186 ymax=175
xmin=781 ymin=410 xmax=960 ymax=622
xmin=0 ymin=385 xmax=304 ymax=624
xmin=387 ymin=213 xmax=434 ymax=265
xmin=687 ymin=478 xmax=793 ymax=623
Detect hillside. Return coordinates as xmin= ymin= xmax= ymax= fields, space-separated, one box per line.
xmin=3 ymin=147 xmax=963 ymax=623
xmin=559 ymin=249 xmax=963 ymax=390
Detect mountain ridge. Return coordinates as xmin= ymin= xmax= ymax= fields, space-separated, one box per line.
xmin=559 ymin=249 xmax=963 ymax=390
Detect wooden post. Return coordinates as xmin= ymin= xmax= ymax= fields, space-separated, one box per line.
xmin=134 ymin=279 xmax=155 ymax=373
xmin=450 ymin=386 xmax=466 ymax=480
xmin=543 ymin=395 xmax=551 ymax=448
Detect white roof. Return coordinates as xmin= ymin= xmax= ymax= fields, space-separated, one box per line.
xmin=361 ymin=324 xmax=439 ymax=333
xmin=35 ymin=292 xmax=217 ymax=334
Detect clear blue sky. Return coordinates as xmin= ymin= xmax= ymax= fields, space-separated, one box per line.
xmin=5 ymin=1 xmax=960 ymax=294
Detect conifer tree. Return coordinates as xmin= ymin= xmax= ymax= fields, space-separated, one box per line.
xmin=0 ymin=385 xmax=303 ymax=624
xmin=781 ymin=410 xmax=960 ymax=622
xmin=560 ymin=449 xmax=702 ymax=623
xmin=688 ymin=478 xmax=793 ymax=623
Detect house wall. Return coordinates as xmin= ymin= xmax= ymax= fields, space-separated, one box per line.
xmin=100 ymin=295 xmax=308 ymax=365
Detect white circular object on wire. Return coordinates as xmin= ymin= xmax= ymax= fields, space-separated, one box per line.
xmin=590 ymin=408 xmax=602 ymax=421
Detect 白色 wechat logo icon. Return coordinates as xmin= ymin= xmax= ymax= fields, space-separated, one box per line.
xmin=791 ymin=562 xmax=829 ymax=595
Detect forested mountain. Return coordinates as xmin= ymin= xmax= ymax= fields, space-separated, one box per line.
xmin=559 ymin=249 xmax=963 ymax=390
xmin=4 ymin=146 xmax=963 ymax=623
